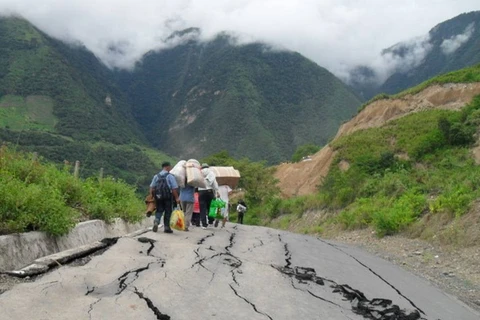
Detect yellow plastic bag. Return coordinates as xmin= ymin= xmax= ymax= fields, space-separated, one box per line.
xmin=170 ymin=209 xmax=185 ymax=231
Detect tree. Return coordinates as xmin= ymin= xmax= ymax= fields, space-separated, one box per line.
xmin=291 ymin=144 xmax=321 ymax=162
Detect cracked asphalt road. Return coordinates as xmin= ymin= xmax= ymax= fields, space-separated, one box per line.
xmin=0 ymin=224 xmax=478 ymax=320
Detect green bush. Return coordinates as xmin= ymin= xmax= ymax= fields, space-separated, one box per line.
xmin=0 ymin=146 xmax=143 ymax=236
xmin=371 ymin=191 xmax=426 ymax=236
xmin=269 ymin=98 xmax=480 ymax=238
xmin=291 ymin=144 xmax=321 ymax=162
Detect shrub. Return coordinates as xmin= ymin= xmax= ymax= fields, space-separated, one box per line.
xmin=291 ymin=144 xmax=321 ymax=162
xmin=0 ymin=146 xmax=143 ymax=236
xmin=372 ymin=191 xmax=426 ymax=236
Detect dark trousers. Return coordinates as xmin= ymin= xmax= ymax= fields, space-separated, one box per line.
xmin=155 ymin=198 xmax=173 ymax=231
xmin=191 ymin=212 xmax=200 ymax=226
xmin=237 ymin=212 xmax=244 ymax=224
xmin=199 ymin=190 xmax=214 ymax=227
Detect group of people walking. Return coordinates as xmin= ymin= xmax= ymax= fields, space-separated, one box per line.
xmin=149 ymin=161 xmax=247 ymax=233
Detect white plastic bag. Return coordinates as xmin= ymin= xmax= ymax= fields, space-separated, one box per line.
xmin=170 ymin=160 xmax=187 ymax=188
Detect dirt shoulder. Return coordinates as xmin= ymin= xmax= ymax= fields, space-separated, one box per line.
xmin=327 ymin=229 xmax=480 ymax=312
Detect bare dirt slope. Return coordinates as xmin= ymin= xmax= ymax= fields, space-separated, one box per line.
xmin=276 ymin=83 xmax=480 ymax=197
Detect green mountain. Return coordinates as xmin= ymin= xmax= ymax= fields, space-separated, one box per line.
xmin=0 ymin=16 xmax=361 ymax=179
xmin=0 ymin=16 xmax=143 ymax=143
xmin=351 ymin=11 xmax=480 ymax=100
xmin=0 ymin=16 xmax=169 ymax=191
xmin=115 ymin=33 xmax=361 ymax=163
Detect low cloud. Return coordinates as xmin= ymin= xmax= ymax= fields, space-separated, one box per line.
xmin=441 ymin=22 xmax=475 ymax=55
xmin=0 ymin=0 xmax=478 ymax=78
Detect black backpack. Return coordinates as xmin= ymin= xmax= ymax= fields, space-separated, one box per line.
xmin=154 ymin=173 xmax=172 ymax=200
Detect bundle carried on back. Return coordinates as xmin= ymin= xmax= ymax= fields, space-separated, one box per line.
xmin=170 ymin=160 xmax=187 ymax=188
xmin=210 ymin=166 xmax=241 ymax=188
xmin=186 ymin=159 xmax=206 ymax=188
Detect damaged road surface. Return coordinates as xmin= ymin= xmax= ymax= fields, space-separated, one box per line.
xmin=0 ymin=225 xmax=478 ymax=320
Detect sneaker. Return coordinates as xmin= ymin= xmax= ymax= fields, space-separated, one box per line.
xmin=164 ymin=229 xmax=173 ymax=234
xmin=214 ymin=220 xmax=219 ymax=228
xmin=153 ymin=221 xmax=159 ymax=233
xmin=201 ymin=226 xmax=207 ymax=230
xmin=159 ymin=223 xmax=164 ymax=229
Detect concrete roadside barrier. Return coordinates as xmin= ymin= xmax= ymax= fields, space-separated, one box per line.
xmin=0 ymin=218 xmax=152 ymax=272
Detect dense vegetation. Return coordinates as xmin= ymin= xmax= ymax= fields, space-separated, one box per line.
xmin=116 ymin=34 xmax=361 ymax=163
xmin=291 ymin=143 xmax=321 ymax=162
xmin=351 ymin=11 xmax=480 ymax=100
xmin=0 ymin=130 xmax=174 ymax=194
xmin=260 ymin=93 xmax=480 ymax=240
xmin=249 ymin=64 xmax=480 ymax=243
xmin=0 ymin=145 xmax=143 ymax=236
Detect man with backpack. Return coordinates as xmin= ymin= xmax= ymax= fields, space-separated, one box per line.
xmin=149 ymin=162 xmax=180 ymax=233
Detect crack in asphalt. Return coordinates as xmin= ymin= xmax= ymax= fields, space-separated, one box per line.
xmin=87 ymin=298 xmax=102 ymax=320
xmin=289 ymin=277 xmax=343 ymax=308
xmin=116 ymin=262 xmax=159 ymax=295
xmin=84 ymin=259 xmax=165 ymax=298
xmin=274 ymin=265 xmax=425 ymax=320
xmin=191 ymin=231 xmax=242 ymax=285
xmin=225 ymin=231 xmax=236 ymax=252
xmin=197 ymin=233 xmax=215 ymax=245
xmin=85 ymin=286 xmax=95 ymax=296
xmin=137 ymin=237 xmax=158 ymax=257
xmin=317 ymin=238 xmax=427 ymax=317
xmin=134 ymin=286 xmax=170 ymax=320
xmin=275 ymin=235 xmax=425 ymax=319
xmin=229 ymin=284 xmax=273 ymax=320
xmin=277 ymin=234 xmax=292 ymax=268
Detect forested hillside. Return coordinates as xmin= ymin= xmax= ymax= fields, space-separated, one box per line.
xmin=0 ymin=16 xmax=170 ymax=191
xmin=1 ymin=17 xmax=361 ymax=175
xmin=115 ymin=33 xmax=361 ymax=163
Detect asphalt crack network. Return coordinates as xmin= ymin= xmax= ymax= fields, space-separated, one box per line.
xmin=275 ymin=234 xmax=425 ymax=320
xmin=134 ymin=287 xmax=170 ymax=320
xmin=317 ymin=238 xmax=427 ymax=317
xmin=196 ymin=229 xmax=273 ymax=317
xmin=229 ymin=284 xmax=273 ymax=320
xmin=84 ymin=259 xmax=165 ymax=297
xmin=116 ymin=263 xmax=153 ymax=295
xmin=192 ymin=231 xmax=243 ymax=284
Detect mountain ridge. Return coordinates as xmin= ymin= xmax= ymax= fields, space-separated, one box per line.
xmin=350 ymin=11 xmax=480 ymax=100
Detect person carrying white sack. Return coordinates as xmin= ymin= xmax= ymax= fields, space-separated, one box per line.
xmin=198 ymin=163 xmax=218 ymax=229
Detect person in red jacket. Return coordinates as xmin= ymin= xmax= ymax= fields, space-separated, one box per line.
xmin=191 ymin=191 xmax=201 ymax=227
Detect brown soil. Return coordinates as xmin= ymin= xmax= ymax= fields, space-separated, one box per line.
xmin=276 ymin=83 xmax=480 ymax=197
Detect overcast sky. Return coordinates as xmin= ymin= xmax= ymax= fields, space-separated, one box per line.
xmin=0 ymin=0 xmax=478 ymax=81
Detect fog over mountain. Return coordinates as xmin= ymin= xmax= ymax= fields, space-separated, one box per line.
xmin=0 ymin=0 xmax=478 ymax=83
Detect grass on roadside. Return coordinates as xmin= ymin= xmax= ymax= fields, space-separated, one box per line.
xmin=0 ymin=145 xmax=143 ymax=236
